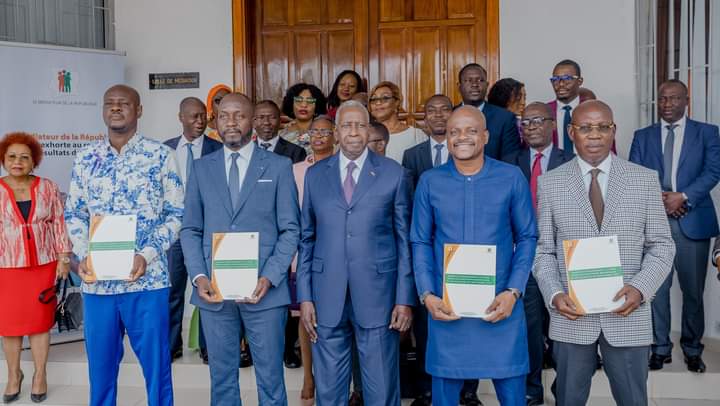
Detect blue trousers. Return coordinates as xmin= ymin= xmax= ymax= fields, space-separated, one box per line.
xmin=433 ymin=375 xmax=525 ymax=406
xmin=313 ymin=296 xmax=400 ymax=406
xmin=201 ymin=304 xmax=288 ymax=406
xmin=83 ymin=288 xmax=173 ymax=406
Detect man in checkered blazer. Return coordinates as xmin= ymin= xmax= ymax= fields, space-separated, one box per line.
xmin=533 ymin=100 xmax=675 ymax=406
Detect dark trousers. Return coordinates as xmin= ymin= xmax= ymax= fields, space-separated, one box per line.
xmin=652 ymin=218 xmax=710 ymax=357
xmin=413 ymin=305 xmax=432 ymax=396
xmin=524 ymin=276 xmax=545 ymax=401
xmin=168 ymin=241 xmax=206 ymax=353
xmin=554 ymin=334 xmax=648 ymax=406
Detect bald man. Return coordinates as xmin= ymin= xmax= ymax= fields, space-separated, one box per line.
xmin=410 ymin=106 xmax=537 ymax=406
xmin=181 ymin=93 xmax=300 ymax=405
xmin=65 ymin=85 xmax=184 ymax=405
xmin=533 ymin=101 xmax=674 ymax=405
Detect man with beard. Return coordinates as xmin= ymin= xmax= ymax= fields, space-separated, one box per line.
xmin=411 ymin=106 xmax=537 ymax=406
xmin=254 ymin=100 xmax=307 ymax=163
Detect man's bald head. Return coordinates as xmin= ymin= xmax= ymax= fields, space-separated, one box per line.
xmin=521 ymin=102 xmax=555 ymax=149
xmin=179 ymin=97 xmax=205 ymax=112
xmin=446 ymin=106 xmax=489 ymax=164
xmin=103 ymin=84 xmax=142 ymax=136
xmin=524 ymin=102 xmax=553 ymax=118
xmin=448 ymin=106 xmax=487 ymax=129
xmin=571 ymin=100 xmax=613 ymax=124
xmin=178 ymin=97 xmax=207 ymax=141
xmin=216 ymin=93 xmax=255 ymax=150
xmin=104 ymin=84 xmax=140 ymax=106
xmin=569 ymin=100 xmax=616 ymax=166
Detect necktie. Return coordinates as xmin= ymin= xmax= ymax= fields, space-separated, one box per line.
xmin=261 ymin=142 xmax=272 ymax=151
xmin=185 ymin=143 xmax=194 ymax=182
xmin=343 ymin=161 xmax=357 ymax=204
xmin=229 ymin=153 xmax=241 ymax=210
xmin=530 ymin=152 xmax=543 ymax=209
xmin=562 ymin=105 xmax=573 ymax=152
xmin=433 ymin=144 xmax=444 ymax=168
xmin=662 ymin=124 xmax=677 ymax=191
xmin=589 ymin=168 xmax=604 ymax=229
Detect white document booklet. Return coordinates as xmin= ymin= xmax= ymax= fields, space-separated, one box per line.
xmin=442 ymin=244 xmax=496 ymax=319
xmin=210 ymin=232 xmax=259 ymax=302
xmin=86 ymin=214 xmax=137 ymax=281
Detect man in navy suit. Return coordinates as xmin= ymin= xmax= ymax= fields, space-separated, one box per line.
xmin=298 ymin=100 xmax=414 ymax=405
xmin=181 ymin=93 xmax=300 ymax=405
xmin=630 ymin=79 xmax=720 ymax=373
xmin=456 ymin=63 xmax=521 ymax=161
xmin=164 ymin=97 xmax=223 ymax=362
xmin=254 ymin=100 xmax=307 ymax=164
xmin=502 ymin=102 xmax=572 ymax=405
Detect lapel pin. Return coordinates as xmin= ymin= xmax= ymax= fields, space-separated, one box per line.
xmin=370 ymin=171 xmax=376 ymax=177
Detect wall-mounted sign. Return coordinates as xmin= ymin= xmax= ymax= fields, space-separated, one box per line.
xmin=149 ymin=72 xmax=199 ymax=90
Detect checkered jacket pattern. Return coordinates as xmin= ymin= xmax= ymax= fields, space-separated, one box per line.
xmin=533 ymin=156 xmax=675 ymax=347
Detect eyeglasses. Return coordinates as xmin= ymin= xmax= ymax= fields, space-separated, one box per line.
xmin=520 ymin=117 xmax=554 ymax=128
xmin=339 ymin=122 xmax=368 ymax=131
xmin=550 ymin=74 xmax=580 ymax=83
xmin=308 ymin=129 xmax=333 ymax=138
xmin=570 ymin=123 xmax=616 ymax=135
xmin=294 ymin=96 xmax=317 ymax=104
xmin=369 ymin=95 xmax=395 ymax=104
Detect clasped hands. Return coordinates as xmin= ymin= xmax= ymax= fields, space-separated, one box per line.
xmin=663 ymin=191 xmax=687 ymax=219
xmin=424 ymin=290 xmax=517 ymax=323
xmin=78 ymin=254 xmax=147 ymax=283
xmin=552 ymin=284 xmax=643 ymax=320
xmin=195 ymin=275 xmax=272 ymax=305
xmin=300 ymin=302 xmax=413 ymax=344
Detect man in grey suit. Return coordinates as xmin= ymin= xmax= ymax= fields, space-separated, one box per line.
xmin=181 ymin=93 xmax=300 ymax=406
xmin=533 ymin=100 xmax=675 ymax=406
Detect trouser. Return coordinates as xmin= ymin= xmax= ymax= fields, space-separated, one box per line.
xmin=523 ymin=276 xmax=545 ymax=401
xmin=434 ymin=375 xmax=525 ymax=406
xmin=652 ymin=218 xmax=710 ymax=358
xmin=554 ymin=334 xmax=648 ymax=406
xmin=201 ymin=304 xmax=288 ymax=406
xmin=83 ymin=289 xmax=173 ymax=406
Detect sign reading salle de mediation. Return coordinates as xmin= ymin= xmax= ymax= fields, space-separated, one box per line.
xmin=0 ymin=41 xmax=125 ymax=192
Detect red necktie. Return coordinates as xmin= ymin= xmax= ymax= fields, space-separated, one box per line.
xmin=530 ymin=152 xmax=543 ymax=209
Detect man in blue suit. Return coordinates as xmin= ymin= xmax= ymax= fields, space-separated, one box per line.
xmin=164 ymin=97 xmax=223 ymax=363
xmin=630 ymin=79 xmax=720 ymax=373
xmin=181 ymin=93 xmax=300 ymax=405
xmin=456 ymin=63 xmax=521 ymax=161
xmin=298 ymin=100 xmax=415 ymax=405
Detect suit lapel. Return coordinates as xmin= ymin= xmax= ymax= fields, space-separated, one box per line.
xmin=274 ymin=138 xmax=287 ymax=155
xmin=232 ymin=148 xmax=268 ymax=220
xmin=677 ymin=119 xmax=695 ymax=173
xmin=349 ymin=152 xmax=380 ymax=209
xmin=568 ymin=159 xmax=600 ymax=233
xmin=548 ymin=147 xmax=563 ymax=171
xmin=200 ymin=135 xmax=213 ymax=156
xmin=519 ymin=149 xmax=531 ymax=180
xmin=601 ymin=158 xmax=627 ymax=232
xmin=649 ymin=124 xmax=664 ymax=177
xmin=419 ymin=141 xmax=433 ymax=172
xmin=324 ymin=154 xmax=347 ymax=208
xmin=209 ymin=152 xmax=234 ymax=218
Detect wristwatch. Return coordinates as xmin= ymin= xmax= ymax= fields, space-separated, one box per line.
xmin=59 ymin=256 xmax=71 ymax=264
xmin=419 ymin=291 xmax=433 ymax=305
xmin=505 ymin=288 xmax=522 ymax=299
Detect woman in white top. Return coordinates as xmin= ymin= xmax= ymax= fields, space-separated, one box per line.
xmin=368 ymin=81 xmax=427 ymax=162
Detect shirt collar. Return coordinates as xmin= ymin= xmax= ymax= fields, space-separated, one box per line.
xmin=530 ymin=144 xmax=553 ymax=158
xmin=558 ymin=96 xmax=580 ymax=110
xmin=224 ymin=141 xmax=255 ymax=163
xmin=429 ymin=137 xmax=447 ymax=149
xmin=660 ymin=116 xmax=686 ymax=131
xmin=339 ymin=147 xmax=369 ymax=171
xmin=104 ymin=133 xmax=143 ymax=155
xmin=178 ymin=134 xmax=204 ymax=148
xmin=577 ymin=153 xmax=612 ymax=176
xmin=257 ymin=134 xmax=280 ymax=150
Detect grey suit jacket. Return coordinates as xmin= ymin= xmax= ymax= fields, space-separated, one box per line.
xmin=713 ymin=237 xmax=720 ymax=266
xmin=533 ymin=156 xmax=675 ymax=347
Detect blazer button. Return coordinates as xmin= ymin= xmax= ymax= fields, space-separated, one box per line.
xmin=231 ymin=225 xmax=236 ymax=230
xmin=347 ymin=210 xmax=352 ymax=215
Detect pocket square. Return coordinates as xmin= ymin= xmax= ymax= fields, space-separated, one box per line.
xmin=257 ymin=179 xmax=273 ymax=183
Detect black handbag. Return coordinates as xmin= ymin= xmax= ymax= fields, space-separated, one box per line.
xmin=54 ymin=278 xmax=83 ymax=332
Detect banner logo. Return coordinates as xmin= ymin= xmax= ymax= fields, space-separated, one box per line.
xmin=57 ymin=70 xmax=73 ymax=93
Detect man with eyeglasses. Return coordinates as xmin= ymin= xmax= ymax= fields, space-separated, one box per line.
xmin=630 ymin=79 xmax=720 ymax=374
xmin=254 ymin=100 xmax=307 ymax=164
xmin=547 ymin=59 xmax=588 ymax=155
xmin=298 ymin=100 xmax=414 ymax=405
xmin=457 ymin=63 xmax=520 ymax=162
xmin=403 ymin=95 xmax=453 ymax=188
xmin=367 ymin=121 xmax=389 ymax=157
xmin=534 ymin=100 xmax=674 ymax=406
xmin=502 ymin=102 xmax=572 ymax=406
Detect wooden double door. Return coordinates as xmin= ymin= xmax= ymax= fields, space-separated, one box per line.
xmin=233 ymin=0 xmax=499 ymax=123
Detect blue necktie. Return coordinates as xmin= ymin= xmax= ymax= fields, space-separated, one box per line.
xmin=562 ymin=105 xmax=573 ymax=152
xmin=229 ymin=153 xmax=241 ymax=210
xmin=662 ymin=124 xmax=677 ymax=191
xmin=185 ymin=143 xmax=194 ymax=182
xmin=433 ymin=144 xmax=444 ymax=167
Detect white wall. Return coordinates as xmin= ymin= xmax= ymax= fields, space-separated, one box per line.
xmin=114 ymin=0 xmax=233 ymax=142
xmin=499 ymin=0 xmax=638 ymax=156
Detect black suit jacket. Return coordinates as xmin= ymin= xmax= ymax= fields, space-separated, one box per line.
xmin=402 ymin=140 xmax=434 ymax=188
xmin=456 ymin=102 xmax=521 ymax=160
xmin=164 ymin=134 xmax=223 ymax=156
xmin=261 ymin=137 xmax=307 ymax=164
xmin=501 ymin=146 xmax=572 ymax=181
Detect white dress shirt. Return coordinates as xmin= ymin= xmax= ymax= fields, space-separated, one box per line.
xmin=339 ymin=147 xmax=368 ymax=184
xmin=577 ymin=153 xmax=612 ymax=200
xmin=660 ymin=116 xmax=686 ymax=192
xmin=176 ymin=134 xmax=205 ymax=184
xmin=555 ymin=97 xmax=580 ymax=151
xmin=224 ymin=142 xmax=255 ymax=192
xmin=429 ymin=137 xmax=449 ymax=165
xmin=529 ymin=144 xmax=554 ymax=174
xmin=257 ymin=134 xmax=280 ymax=152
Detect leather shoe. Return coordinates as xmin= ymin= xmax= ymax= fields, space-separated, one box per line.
xmin=526 ymin=397 xmax=543 ymax=406
xmin=460 ymin=391 xmax=484 ymax=406
xmin=171 ymin=348 xmax=183 ymax=362
xmin=685 ymin=355 xmax=706 ymax=373
xmin=199 ymin=348 xmax=208 ymax=365
xmin=284 ymin=350 xmax=302 ymax=369
xmin=348 ymin=391 xmax=363 ymax=406
xmin=410 ymin=392 xmax=432 ymax=406
xmin=649 ymin=353 xmax=672 ymax=370
xmin=239 ymin=348 xmax=253 ymax=368
xmin=596 ymin=353 xmax=603 ymax=370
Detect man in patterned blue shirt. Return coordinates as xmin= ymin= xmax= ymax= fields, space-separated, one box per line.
xmin=65 ymin=85 xmax=184 ymax=406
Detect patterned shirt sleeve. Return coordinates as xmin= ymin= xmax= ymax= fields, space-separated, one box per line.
xmin=64 ymin=153 xmax=91 ymax=260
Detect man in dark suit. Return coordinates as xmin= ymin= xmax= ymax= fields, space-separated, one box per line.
xmin=164 ymin=97 xmax=223 ymax=362
xmin=502 ymin=102 xmax=572 ymax=406
xmin=254 ymin=100 xmax=307 ymax=163
xmin=298 ymin=100 xmax=414 ymax=405
xmin=630 ymin=79 xmax=720 ymax=373
xmin=456 ymin=63 xmax=521 ymax=161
